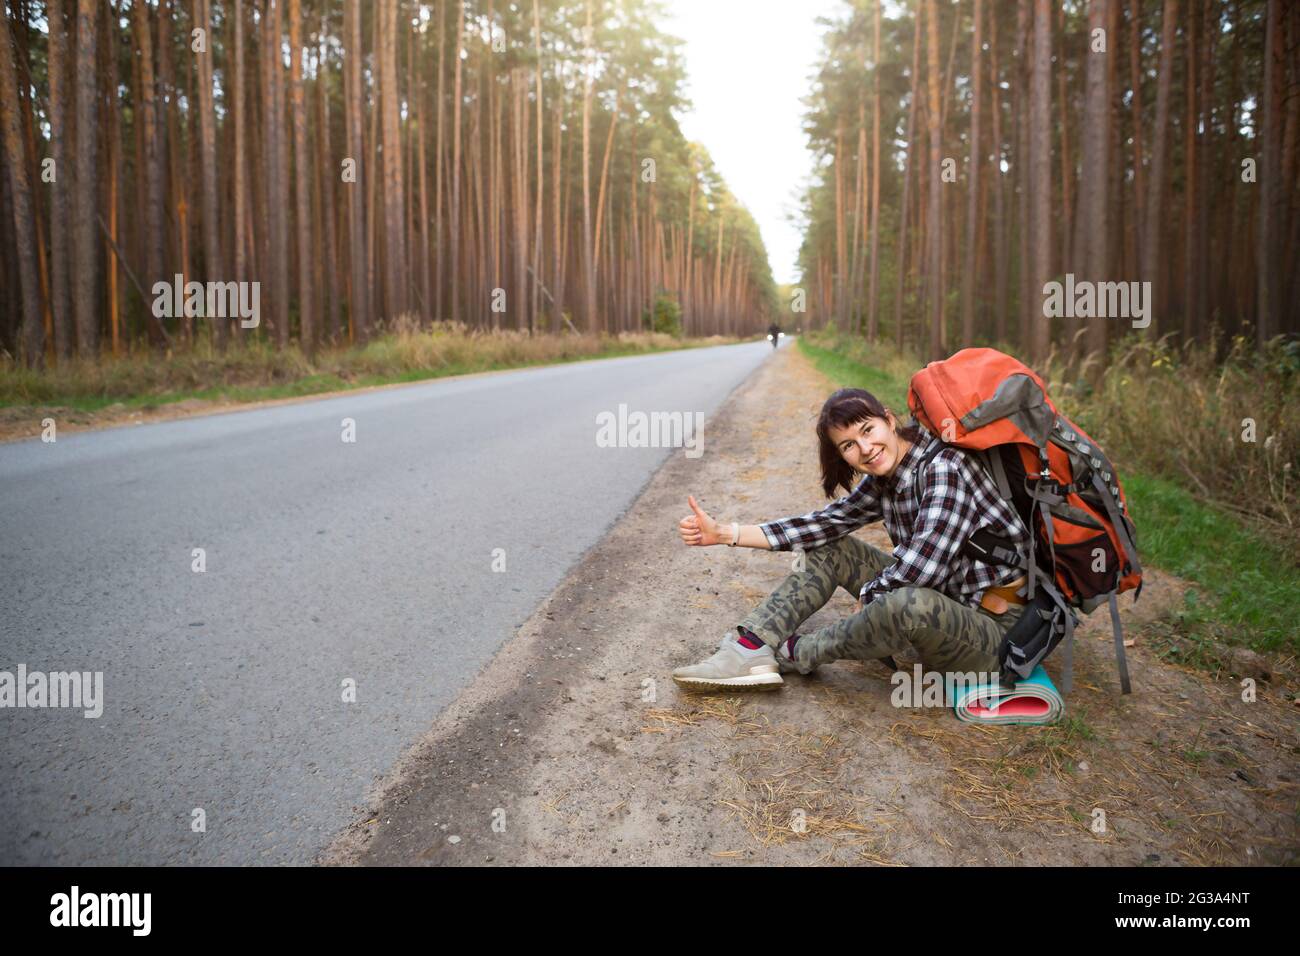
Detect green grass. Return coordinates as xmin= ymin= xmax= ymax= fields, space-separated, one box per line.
xmin=797 ymin=335 xmax=1300 ymax=661
xmin=1123 ymin=471 xmax=1298 ymax=657
xmin=798 ymin=340 xmax=909 ymax=411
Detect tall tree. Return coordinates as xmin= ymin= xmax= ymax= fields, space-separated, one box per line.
xmin=1142 ymin=0 xmax=1177 ymax=338
xmin=990 ymin=1 xmax=1008 ymax=342
xmin=316 ymin=39 xmax=340 ymax=340
xmin=894 ymin=4 xmax=922 ymax=349
xmin=46 ymin=0 xmax=73 ymax=358
xmin=378 ymin=0 xmax=405 ymax=322
xmin=229 ymin=0 xmax=246 ymax=349
xmin=449 ymin=0 xmax=464 ymax=326
xmin=71 ymin=0 xmax=101 ymax=355
xmin=288 ymin=0 xmax=314 ymax=349
xmin=195 ymin=0 xmax=221 ymax=339
xmin=960 ymin=0 xmax=984 ymax=347
xmin=1256 ymin=0 xmax=1283 ymax=345
xmin=0 ymin=5 xmax=42 ymax=364
xmin=134 ymin=0 xmax=166 ymax=347
xmin=1028 ymin=0 xmax=1052 ymax=362
xmin=924 ymin=0 xmax=944 ymax=359
xmin=1074 ymin=0 xmax=1111 ymax=363
xmin=581 ymin=0 xmax=597 ymax=331
xmin=344 ymin=0 xmax=368 ymax=340
xmin=866 ymin=0 xmax=882 ymax=339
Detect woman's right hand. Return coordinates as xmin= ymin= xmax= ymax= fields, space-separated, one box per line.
xmin=679 ymin=494 xmax=722 ymax=546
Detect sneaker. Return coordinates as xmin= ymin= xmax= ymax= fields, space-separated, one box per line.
xmin=672 ymin=634 xmax=783 ymax=692
xmin=775 ymin=635 xmax=817 ymax=676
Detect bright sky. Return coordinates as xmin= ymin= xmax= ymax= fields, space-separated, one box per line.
xmin=661 ymin=0 xmax=846 ymax=285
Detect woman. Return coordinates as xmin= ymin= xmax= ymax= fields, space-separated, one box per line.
xmin=673 ymin=387 xmax=1033 ymax=692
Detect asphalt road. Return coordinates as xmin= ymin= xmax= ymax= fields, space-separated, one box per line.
xmin=0 ymin=338 xmax=784 ymax=864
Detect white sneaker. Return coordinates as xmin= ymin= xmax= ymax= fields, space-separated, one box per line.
xmin=672 ymin=634 xmax=783 ymax=692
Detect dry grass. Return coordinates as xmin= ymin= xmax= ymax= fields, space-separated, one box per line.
xmin=0 ymin=316 xmax=740 ymax=408
xmin=643 ymin=696 xmax=904 ymax=862
xmin=883 ymin=698 xmax=1283 ymax=865
xmin=644 ymin=658 xmax=1293 ymax=864
xmin=1041 ymin=332 xmax=1300 ymax=541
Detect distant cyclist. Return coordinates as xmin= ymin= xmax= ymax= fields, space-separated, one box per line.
xmin=767 ymin=322 xmax=782 ymax=349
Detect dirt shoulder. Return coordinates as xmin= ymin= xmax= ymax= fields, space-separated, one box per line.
xmin=321 ymin=344 xmax=1300 ymax=866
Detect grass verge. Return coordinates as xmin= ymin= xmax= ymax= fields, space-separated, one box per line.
xmin=0 ymin=319 xmax=746 ymax=412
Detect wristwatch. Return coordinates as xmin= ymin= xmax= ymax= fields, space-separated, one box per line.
xmin=728 ymin=522 xmax=739 ymax=547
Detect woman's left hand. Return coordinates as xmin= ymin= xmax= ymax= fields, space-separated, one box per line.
xmin=679 ymin=494 xmax=722 ymax=546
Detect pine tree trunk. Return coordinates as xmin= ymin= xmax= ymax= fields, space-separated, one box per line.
xmin=287 ymin=0 xmax=314 ymax=351
xmin=894 ymin=3 xmax=921 ymax=350
xmin=416 ymin=27 xmax=431 ymax=326
xmin=1142 ymin=0 xmax=1176 ymax=338
xmin=866 ymin=0 xmax=882 ymax=340
xmin=1028 ymin=0 xmax=1052 ymax=362
xmin=961 ymin=0 xmax=983 ymax=347
xmin=925 ymin=0 xmax=944 ymax=360
xmin=449 ymin=0 xmax=464 ymax=325
xmin=227 ymin=0 xmax=246 ymax=349
xmin=531 ymin=0 xmax=544 ymax=335
xmin=990 ymin=2 xmax=1008 ymax=343
xmin=434 ymin=0 xmax=446 ymax=321
xmin=379 ymin=0 xmax=405 ymax=323
xmin=46 ymin=0 xmax=73 ymax=358
xmin=103 ymin=0 xmax=122 ymax=356
xmin=1128 ymin=0 xmax=1145 ymax=280
xmin=317 ymin=38 xmax=341 ymax=341
xmin=0 ymin=6 xmax=43 ymax=364
xmin=1257 ymin=0 xmax=1283 ymax=344
xmin=344 ymin=0 xmax=368 ymax=340
xmin=1075 ymin=0 xmax=1111 ymax=362
xmin=194 ymin=0 xmax=221 ymax=341
xmin=582 ymin=0 xmax=597 ymax=332
xmin=135 ymin=0 xmax=167 ymax=347
xmin=1015 ymin=0 xmax=1031 ymax=352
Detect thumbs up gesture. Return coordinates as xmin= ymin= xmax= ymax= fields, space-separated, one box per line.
xmin=679 ymin=494 xmax=722 ymax=547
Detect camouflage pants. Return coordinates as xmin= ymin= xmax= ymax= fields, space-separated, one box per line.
xmin=737 ymin=534 xmax=1025 ymax=674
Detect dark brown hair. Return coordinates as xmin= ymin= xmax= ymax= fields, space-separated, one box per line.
xmin=816 ymin=388 xmax=926 ymax=497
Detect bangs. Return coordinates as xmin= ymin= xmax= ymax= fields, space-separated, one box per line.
xmin=828 ymin=400 xmax=877 ymax=430
xmin=822 ymin=392 xmax=888 ymax=433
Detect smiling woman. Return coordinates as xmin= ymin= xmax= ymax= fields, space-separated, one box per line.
xmin=672 ymin=387 xmax=1032 ymax=692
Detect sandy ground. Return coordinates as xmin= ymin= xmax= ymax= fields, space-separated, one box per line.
xmin=321 ymin=344 xmax=1299 ymax=866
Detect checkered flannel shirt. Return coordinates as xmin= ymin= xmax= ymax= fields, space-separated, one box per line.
xmin=757 ymin=431 xmax=1031 ymax=609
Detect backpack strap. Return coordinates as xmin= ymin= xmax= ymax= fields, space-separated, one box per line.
xmin=981 ymin=447 xmax=1015 ymax=501
xmin=918 ymin=435 xmax=946 ymax=470
xmin=1023 ymin=448 xmax=1060 ymax=602
xmin=907 ymin=434 xmax=948 ymax=502
xmin=1108 ymin=591 xmax=1133 ymax=695
xmin=1090 ymin=471 xmax=1142 ymax=577
xmin=1000 ymin=570 xmax=1077 ymax=693
xmin=1087 ymin=473 xmax=1136 ymax=694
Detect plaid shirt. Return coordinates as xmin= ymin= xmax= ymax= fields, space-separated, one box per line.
xmin=758 ymin=431 xmax=1030 ymax=609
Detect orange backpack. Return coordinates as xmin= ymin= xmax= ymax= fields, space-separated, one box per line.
xmin=907 ymin=347 xmax=1142 ymax=693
